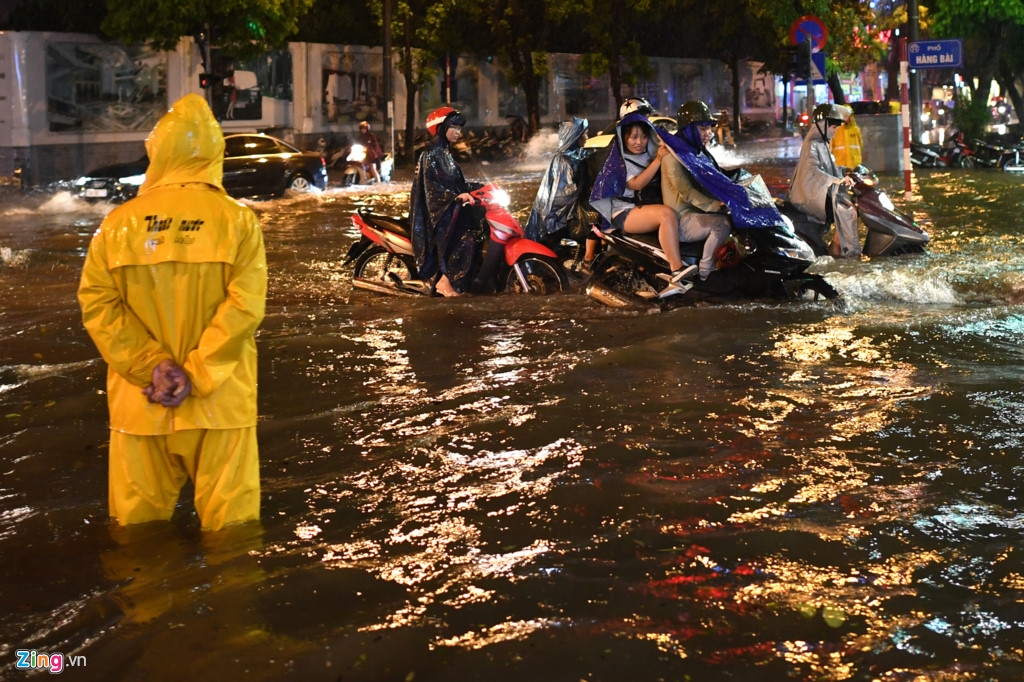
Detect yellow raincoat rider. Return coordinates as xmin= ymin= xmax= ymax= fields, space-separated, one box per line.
xmin=78 ymin=94 xmax=267 ymax=531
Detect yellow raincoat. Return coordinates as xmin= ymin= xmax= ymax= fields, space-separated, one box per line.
xmin=78 ymin=94 xmax=267 ymax=530
xmin=831 ymin=114 xmax=863 ymax=168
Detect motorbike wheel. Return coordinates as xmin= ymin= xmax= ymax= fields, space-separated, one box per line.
xmin=341 ymin=167 xmax=364 ymax=186
xmin=787 ymin=275 xmax=841 ymax=302
xmin=505 ymin=256 xmax=568 ymax=294
xmin=955 ymin=155 xmax=974 ymax=169
xmin=353 ymin=245 xmax=417 ymax=286
xmin=586 ymin=254 xmax=656 ymax=303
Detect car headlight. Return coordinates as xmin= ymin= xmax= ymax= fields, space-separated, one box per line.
xmin=118 ymin=173 xmax=146 ymax=186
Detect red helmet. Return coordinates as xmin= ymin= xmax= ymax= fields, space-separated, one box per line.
xmin=426 ymin=106 xmax=465 ymax=136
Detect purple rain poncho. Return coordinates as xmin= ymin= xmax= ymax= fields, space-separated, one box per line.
xmin=589 ymin=112 xmax=783 ymax=230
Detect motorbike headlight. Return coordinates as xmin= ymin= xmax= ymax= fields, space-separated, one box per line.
xmin=491 ymin=188 xmax=511 ymax=207
xmin=878 ymin=191 xmax=896 ymax=211
xmin=347 ymin=144 xmax=367 ymax=162
xmin=777 ymin=239 xmax=815 ymax=263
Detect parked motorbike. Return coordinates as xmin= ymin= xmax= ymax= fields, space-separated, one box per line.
xmin=910 ymin=128 xmax=975 ymax=168
xmin=779 ymin=167 xmax=930 ymax=257
xmin=999 ymin=146 xmax=1024 ymax=173
xmin=345 ymin=183 xmax=569 ymax=296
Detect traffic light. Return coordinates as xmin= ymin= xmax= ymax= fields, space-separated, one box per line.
xmin=797 ymin=40 xmax=812 ymax=75
xmin=783 ymin=42 xmax=813 ymax=75
xmin=199 ymin=73 xmax=213 ymax=89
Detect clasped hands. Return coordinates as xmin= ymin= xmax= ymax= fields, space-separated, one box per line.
xmin=143 ymin=359 xmax=192 ymax=408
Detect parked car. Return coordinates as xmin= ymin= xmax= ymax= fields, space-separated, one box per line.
xmin=74 ymin=133 xmax=328 ymax=203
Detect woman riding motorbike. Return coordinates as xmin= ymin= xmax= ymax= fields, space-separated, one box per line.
xmin=409 ymin=107 xmax=483 ymax=297
xmin=788 ymin=103 xmax=861 ymax=259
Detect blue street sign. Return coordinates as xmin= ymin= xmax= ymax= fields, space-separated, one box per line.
xmin=795 ymin=52 xmax=827 ymax=85
xmin=908 ymin=40 xmax=962 ymax=69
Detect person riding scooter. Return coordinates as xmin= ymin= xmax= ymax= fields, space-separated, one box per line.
xmin=788 ymin=103 xmax=861 ymax=259
xmin=661 ymin=100 xmax=732 ymax=285
xmin=524 ymin=116 xmax=592 ymax=247
xmin=410 ymin=106 xmax=484 ymax=297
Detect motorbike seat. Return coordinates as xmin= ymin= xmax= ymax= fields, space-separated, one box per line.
xmin=361 ymin=211 xmax=411 ymax=238
xmin=618 ymin=228 xmax=708 ymax=260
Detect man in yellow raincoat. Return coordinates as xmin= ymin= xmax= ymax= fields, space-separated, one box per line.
xmin=78 ymin=94 xmax=267 ymax=531
xmin=830 ymin=106 xmax=863 ymax=168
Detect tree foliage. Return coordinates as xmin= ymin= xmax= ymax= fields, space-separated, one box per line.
xmin=4 ymin=0 xmax=107 ymax=34
xmin=927 ymin=0 xmax=1024 ymax=122
xmin=102 ymin=0 xmax=314 ymax=60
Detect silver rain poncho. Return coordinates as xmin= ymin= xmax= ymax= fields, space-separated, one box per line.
xmin=524 ymin=117 xmax=592 ymax=243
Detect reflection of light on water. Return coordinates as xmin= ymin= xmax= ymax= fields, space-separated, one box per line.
xmin=944 ymin=313 xmax=1024 ymax=351
xmin=436 ymin=617 xmax=559 ymax=649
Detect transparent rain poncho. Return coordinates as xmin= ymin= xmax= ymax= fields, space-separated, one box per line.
xmin=524 ymin=116 xmax=592 ymax=243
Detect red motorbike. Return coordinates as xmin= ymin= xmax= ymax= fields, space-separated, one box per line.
xmin=345 ymin=183 xmax=569 ymax=296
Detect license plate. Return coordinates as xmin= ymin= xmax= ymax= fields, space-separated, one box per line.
xmin=83 ymin=188 xmax=108 ymax=198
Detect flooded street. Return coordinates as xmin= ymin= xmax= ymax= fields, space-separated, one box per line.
xmin=2 ymin=137 xmax=1024 ymax=681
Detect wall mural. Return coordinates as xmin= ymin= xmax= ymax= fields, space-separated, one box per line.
xmin=210 ymin=48 xmax=292 ymax=122
xmin=323 ymin=48 xmax=385 ymax=124
xmin=45 ymin=42 xmax=167 ymax=133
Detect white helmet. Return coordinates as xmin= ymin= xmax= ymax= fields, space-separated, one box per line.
xmin=619 ymin=97 xmax=654 ymax=119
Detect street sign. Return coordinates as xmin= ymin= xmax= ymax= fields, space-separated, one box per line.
xmin=908 ymin=40 xmax=962 ymax=69
xmin=795 ymin=52 xmax=827 ymax=85
xmin=790 ymin=15 xmax=828 ymax=53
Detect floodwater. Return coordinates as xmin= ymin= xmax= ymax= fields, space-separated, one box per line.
xmin=2 ymin=137 xmax=1024 ymax=681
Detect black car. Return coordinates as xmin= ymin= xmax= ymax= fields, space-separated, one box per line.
xmin=75 ymin=133 xmax=329 ymax=202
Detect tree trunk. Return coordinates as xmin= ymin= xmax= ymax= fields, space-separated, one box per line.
xmin=401 ymin=20 xmax=418 ymax=167
xmin=828 ymin=71 xmax=846 ymax=105
xmin=608 ymin=53 xmax=623 ymax=116
xmin=998 ymin=59 xmax=1024 ymax=130
xmin=729 ymin=54 xmax=740 ymax=134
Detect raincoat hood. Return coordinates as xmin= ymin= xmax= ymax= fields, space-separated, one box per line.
xmin=589 ymin=112 xmax=782 ymax=229
xmin=140 ymin=94 xmax=225 ymax=195
xmin=556 ymin=116 xmax=589 ymax=154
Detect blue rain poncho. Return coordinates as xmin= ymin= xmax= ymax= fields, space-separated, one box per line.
xmin=589 ymin=112 xmax=783 ymax=230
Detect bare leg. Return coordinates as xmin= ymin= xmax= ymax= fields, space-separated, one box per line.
xmin=436 ymin=274 xmax=460 ymax=297
xmin=623 ymin=204 xmax=684 ymax=272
